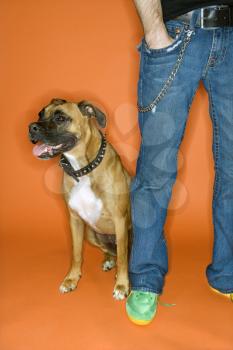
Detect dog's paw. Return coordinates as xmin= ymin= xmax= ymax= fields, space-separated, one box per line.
xmin=59 ymin=278 xmax=79 ymax=294
xmin=102 ymin=259 xmax=116 ymax=271
xmin=113 ymin=284 xmax=129 ymax=301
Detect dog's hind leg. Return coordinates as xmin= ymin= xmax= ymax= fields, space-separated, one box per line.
xmin=102 ymin=252 xmax=116 ymax=271
xmin=85 ymin=225 xmax=104 ymax=249
xmin=59 ymin=213 xmax=85 ymax=294
xmin=85 ymin=228 xmax=116 ymax=271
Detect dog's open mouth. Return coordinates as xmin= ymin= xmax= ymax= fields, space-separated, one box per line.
xmin=29 ymin=129 xmax=78 ymax=159
xmin=33 ymin=143 xmax=64 ymax=158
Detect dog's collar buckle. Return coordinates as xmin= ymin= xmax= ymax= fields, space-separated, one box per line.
xmin=59 ymin=129 xmax=107 ymax=182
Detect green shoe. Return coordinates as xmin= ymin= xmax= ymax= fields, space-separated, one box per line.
xmin=126 ymin=290 xmax=159 ymax=325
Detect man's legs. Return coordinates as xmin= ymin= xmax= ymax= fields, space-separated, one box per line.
xmin=202 ymin=26 xmax=233 ymax=294
xmin=128 ymin=12 xmax=211 ymax=295
xmin=126 ymin=9 xmax=233 ymax=326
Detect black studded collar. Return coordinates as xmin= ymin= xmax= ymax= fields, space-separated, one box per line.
xmin=59 ymin=129 xmax=107 ymax=183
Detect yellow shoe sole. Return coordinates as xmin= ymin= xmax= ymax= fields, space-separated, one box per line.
xmin=209 ymin=286 xmax=233 ymax=302
xmin=127 ymin=314 xmax=154 ymax=326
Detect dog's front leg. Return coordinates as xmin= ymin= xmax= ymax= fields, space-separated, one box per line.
xmin=59 ymin=213 xmax=85 ymax=294
xmin=113 ymin=216 xmax=130 ymax=300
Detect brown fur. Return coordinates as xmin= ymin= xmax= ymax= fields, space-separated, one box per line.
xmin=41 ymin=99 xmax=132 ymax=299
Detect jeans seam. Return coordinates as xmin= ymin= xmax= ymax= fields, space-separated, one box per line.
xmin=188 ymin=83 xmax=200 ymax=114
xmin=129 ymin=188 xmax=136 ymax=265
xmin=138 ymin=53 xmax=145 ymax=172
xmin=217 ymin=27 xmax=228 ymax=65
xmin=202 ymin=30 xmax=216 ymax=79
xmin=206 ymin=76 xmax=221 ymax=202
xmin=177 ymin=83 xmax=200 ymax=148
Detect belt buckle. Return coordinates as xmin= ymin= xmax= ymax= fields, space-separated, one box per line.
xmin=200 ymin=5 xmax=230 ymax=29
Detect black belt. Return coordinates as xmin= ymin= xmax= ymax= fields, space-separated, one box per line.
xmin=174 ymin=5 xmax=233 ymax=29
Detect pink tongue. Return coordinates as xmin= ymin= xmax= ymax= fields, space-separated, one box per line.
xmin=33 ymin=143 xmax=50 ymax=157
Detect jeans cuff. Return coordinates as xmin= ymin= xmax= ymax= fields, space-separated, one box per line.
xmin=129 ymin=270 xmax=165 ymax=294
xmin=130 ymin=285 xmax=162 ymax=294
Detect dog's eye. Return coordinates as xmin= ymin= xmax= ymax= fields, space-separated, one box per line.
xmin=54 ymin=115 xmax=66 ymax=123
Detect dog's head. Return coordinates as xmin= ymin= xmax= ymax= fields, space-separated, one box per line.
xmin=28 ymin=98 xmax=107 ymax=159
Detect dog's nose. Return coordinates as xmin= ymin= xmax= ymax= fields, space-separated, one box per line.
xmin=29 ymin=123 xmax=40 ymax=133
xmin=28 ymin=122 xmax=42 ymax=143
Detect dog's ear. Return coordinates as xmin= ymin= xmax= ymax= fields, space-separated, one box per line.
xmin=50 ymin=98 xmax=67 ymax=105
xmin=77 ymin=101 xmax=106 ymax=128
xmin=38 ymin=108 xmax=45 ymax=119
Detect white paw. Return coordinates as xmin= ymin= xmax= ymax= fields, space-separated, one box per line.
xmin=113 ymin=284 xmax=129 ymax=301
xmin=59 ymin=278 xmax=78 ymax=294
xmin=102 ymin=259 xmax=116 ymax=271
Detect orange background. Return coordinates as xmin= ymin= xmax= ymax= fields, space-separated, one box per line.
xmin=1 ymin=1 xmax=232 ymax=349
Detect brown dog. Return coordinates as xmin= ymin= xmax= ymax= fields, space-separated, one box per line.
xmin=28 ymin=98 xmax=132 ymax=300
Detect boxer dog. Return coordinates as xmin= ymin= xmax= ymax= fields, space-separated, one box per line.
xmin=28 ymin=98 xmax=132 ymax=300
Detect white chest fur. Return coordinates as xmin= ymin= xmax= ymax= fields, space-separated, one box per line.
xmin=64 ymin=153 xmax=103 ymax=227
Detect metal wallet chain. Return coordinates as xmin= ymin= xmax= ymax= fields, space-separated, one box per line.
xmin=137 ymin=28 xmax=195 ymax=113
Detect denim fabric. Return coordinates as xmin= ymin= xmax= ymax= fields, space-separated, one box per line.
xmin=129 ymin=8 xmax=233 ymax=294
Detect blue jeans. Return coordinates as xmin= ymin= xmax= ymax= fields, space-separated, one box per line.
xmin=129 ymin=8 xmax=233 ymax=294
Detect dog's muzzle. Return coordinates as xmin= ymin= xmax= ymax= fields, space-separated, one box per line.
xmin=28 ymin=122 xmax=77 ymax=159
xmin=29 ymin=122 xmax=42 ymax=143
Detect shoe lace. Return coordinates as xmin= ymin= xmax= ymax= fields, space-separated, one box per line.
xmin=135 ymin=291 xmax=176 ymax=307
xmin=135 ymin=291 xmax=154 ymax=302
